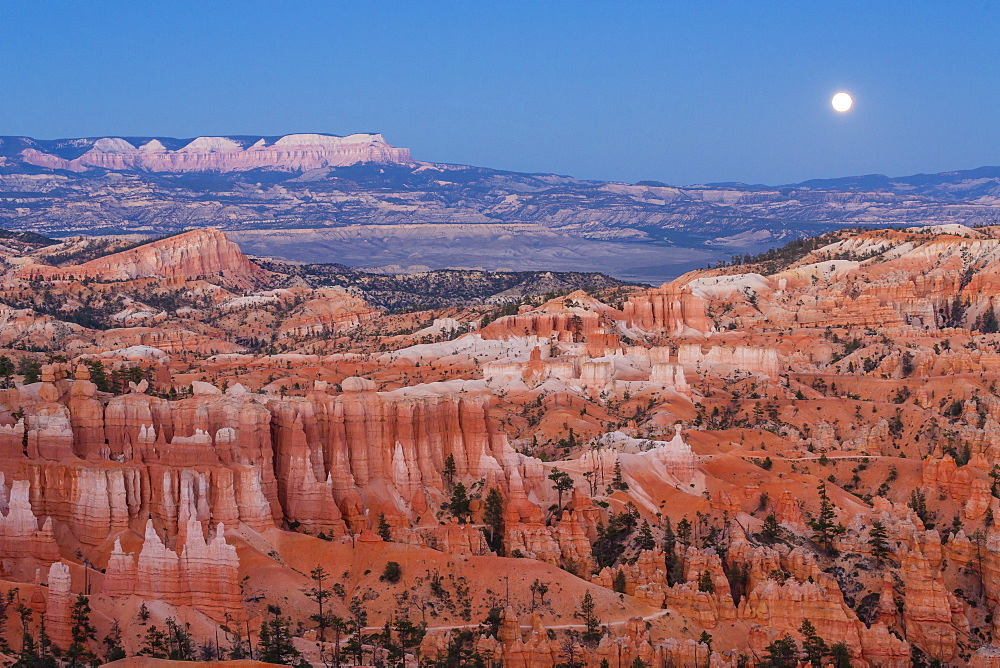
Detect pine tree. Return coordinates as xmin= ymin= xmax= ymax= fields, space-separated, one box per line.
xmin=575 ymin=592 xmax=602 ymax=646
xmin=165 ymin=617 xmax=195 ymax=660
xmin=981 ymin=306 xmax=999 ymax=334
xmin=198 ymin=641 xmax=219 ymax=661
xmin=868 ymin=521 xmax=891 ymax=560
xmin=18 ymin=358 xmax=41 ymax=384
xmin=394 ymin=616 xmax=426 ymax=655
xmin=0 ymin=588 xmax=16 ymax=655
xmin=37 ymin=619 xmax=56 ymax=667
xmin=102 ymin=620 xmax=127 ymax=663
xmin=830 ymin=642 xmax=851 ymax=667
xmin=306 ymin=566 xmax=333 ymax=642
xmin=698 ymin=570 xmax=715 ymax=594
xmin=726 ymin=562 xmax=751 ymax=607
xmin=971 ymin=529 xmax=988 ymax=598
xmin=258 ymin=605 xmax=302 ymax=666
xmin=761 ymin=634 xmax=798 ymax=667
xmin=613 ymin=569 xmax=627 ymax=593
xmin=662 ymin=518 xmax=681 ymax=585
xmin=610 ymin=460 xmax=629 ymax=491
xmin=65 ymin=594 xmax=98 ymax=667
xmin=799 ymin=619 xmax=828 ymax=666
xmin=327 ymin=615 xmax=347 ymax=668
xmin=529 ymin=579 xmax=549 ymax=611
xmin=698 ymin=631 xmax=713 ymax=656
xmin=380 ymin=561 xmax=402 ymax=583
xmin=760 ymin=514 xmax=782 ymax=544
xmin=908 ymin=488 xmax=935 ymax=529
xmin=448 ymin=482 xmax=471 ymax=522
xmin=223 ymin=624 xmax=248 ymax=661
xmin=810 ymin=481 xmax=845 ymax=552
xmin=84 ymin=360 xmax=111 ymax=393
xmin=346 ymin=597 xmax=368 ymax=666
xmin=138 ymin=625 xmax=169 ymax=658
xmin=483 ymin=487 xmax=505 ymax=555
xmin=442 ymin=454 xmax=456 ymax=490
xmin=558 ymin=631 xmax=585 ymax=668
xmin=16 ymin=601 xmax=41 ymax=666
xmin=677 ymin=517 xmax=692 ymax=546
xmin=431 ymin=628 xmax=485 ymax=666
xmin=377 ymin=513 xmax=392 ymax=542
xmin=636 ymin=520 xmax=655 ymax=551
xmin=548 ymin=468 xmax=574 ymax=509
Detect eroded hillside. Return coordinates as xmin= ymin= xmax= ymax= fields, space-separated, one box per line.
xmin=1 ymin=226 xmax=1000 ymax=664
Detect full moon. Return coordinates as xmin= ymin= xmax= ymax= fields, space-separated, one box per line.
xmin=832 ymin=91 xmax=853 ymax=112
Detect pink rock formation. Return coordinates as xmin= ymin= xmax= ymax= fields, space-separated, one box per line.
xmin=677 ymin=343 xmax=785 ymax=377
xmin=268 ymin=385 xmax=516 ymax=529
xmin=551 ymin=511 xmax=596 ymax=574
xmin=480 ymin=291 xmax=621 ymax=343
xmin=426 ymin=520 xmax=489 ymax=555
xmin=899 ymin=549 xmax=963 ymax=661
xmin=19 ymin=228 xmax=263 ymax=283
xmin=44 ymin=561 xmax=73 ymax=648
xmin=27 ymin=368 xmax=75 ymax=460
xmin=622 ymin=284 xmax=713 ymax=335
xmin=595 ymin=548 xmax=669 ymax=604
xmin=25 ymin=463 xmax=138 ymax=547
xmin=649 ymin=361 xmax=690 ymax=393
xmin=103 ymin=519 xmax=244 ymax=622
xmin=276 ymin=288 xmax=380 ymax=338
xmin=67 ymin=365 xmax=105 ymax=459
xmin=93 ymin=328 xmax=245 ymax=355
xmin=20 ymin=133 xmax=412 ymax=172
xmin=772 ymin=490 xmax=807 ymax=530
xmin=922 ymin=456 xmax=977 ymax=500
xmin=738 ymin=579 xmax=863 ymax=653
xmin=0 ymin=419 xmax=24 ymax=459
xmin=0 ymin=478 xmax=60 ymax=563
xmin=471 ymin=606 xmax=725 ymax=668
xmin=269 ymin=401 xmax=346 ymax=535
xmin=3 ymin=222 xmax=999 ymax=663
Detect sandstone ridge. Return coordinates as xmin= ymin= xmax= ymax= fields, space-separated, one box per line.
xmin=18 ymin=228 xmax=264 ymax=283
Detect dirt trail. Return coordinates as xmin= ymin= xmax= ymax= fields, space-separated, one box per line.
xmin=362 ymin=608 xmax=673 ymax=633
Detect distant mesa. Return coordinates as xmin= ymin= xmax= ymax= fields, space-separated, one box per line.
xmin=15 ymin=132 xmax=413 ymax=173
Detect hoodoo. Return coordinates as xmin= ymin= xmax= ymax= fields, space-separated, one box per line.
xmin=0 ymin=222 xmax=997 ymax=663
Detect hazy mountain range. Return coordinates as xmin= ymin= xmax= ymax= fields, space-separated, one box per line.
xmin=2 ymin=132 xmax=997 ymax=283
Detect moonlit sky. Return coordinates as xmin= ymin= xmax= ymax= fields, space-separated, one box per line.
xmin=1 ymin=1 xmax=997 ymax=185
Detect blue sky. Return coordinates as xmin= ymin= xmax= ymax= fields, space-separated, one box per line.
xmin=1 ymin=1 xmax=997 ymax=184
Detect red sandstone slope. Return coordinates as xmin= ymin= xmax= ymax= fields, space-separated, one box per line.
xmin=17 ymin=228 xmax=264 ymax=283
